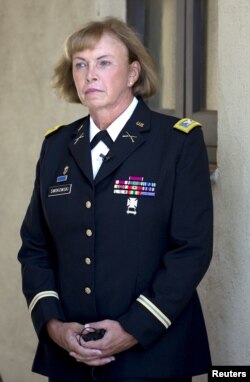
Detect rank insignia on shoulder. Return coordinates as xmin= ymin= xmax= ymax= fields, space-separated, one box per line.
xmin=173 ymin=118 xmax=202 ymax=134
xmin=45 ymin=124 xmax=64 ymax=137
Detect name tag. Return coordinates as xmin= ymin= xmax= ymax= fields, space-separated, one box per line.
xmin=48 ymin=184 xmax=72 ymax=197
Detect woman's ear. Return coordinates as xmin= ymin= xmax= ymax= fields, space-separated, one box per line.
xmin=128 ymin=61 xmax=141 ymax=87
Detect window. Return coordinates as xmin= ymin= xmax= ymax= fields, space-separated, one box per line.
xmin=127 ymin=0 xmax=218 ymax=164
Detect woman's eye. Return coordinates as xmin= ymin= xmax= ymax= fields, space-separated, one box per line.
xmin=75 ymin=62 xmax=87 ymax=69
xmin=97 ymin=60 xmax=111 ymax=68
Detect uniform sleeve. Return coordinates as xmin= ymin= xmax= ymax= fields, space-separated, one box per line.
xmin=118 ymin=128 xmax=213 ymax=348
xmin=18 ymin=141 xmax=66 ymax=339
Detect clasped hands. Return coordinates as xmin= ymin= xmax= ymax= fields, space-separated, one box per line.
xmin=46 ymin=318 xmax=138 ymax=366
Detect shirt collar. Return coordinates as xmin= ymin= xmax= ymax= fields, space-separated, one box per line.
xmin=89 ymin=97 xmax=138 ymax=142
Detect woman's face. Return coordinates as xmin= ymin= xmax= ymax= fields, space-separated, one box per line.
xmin=72 ymin=33 xmax=140 ymax=114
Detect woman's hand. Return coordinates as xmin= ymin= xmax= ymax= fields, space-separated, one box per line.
xmin=46 ymin=319 xmax=115 ymax=366
xmin=69 ymin=319 xmax=138 ymax=365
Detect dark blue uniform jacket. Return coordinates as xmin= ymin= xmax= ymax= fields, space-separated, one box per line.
xmin=18 ymin=99 xmax=213 ymax=381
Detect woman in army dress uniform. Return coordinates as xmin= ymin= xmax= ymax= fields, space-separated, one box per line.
xmin=18 ymin=17 xmax=213 ymax=382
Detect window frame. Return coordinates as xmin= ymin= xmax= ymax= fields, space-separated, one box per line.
xmin=127 ymin=0 xmax=217 ymax=164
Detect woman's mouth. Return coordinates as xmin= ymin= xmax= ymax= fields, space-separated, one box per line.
xmin=85 ymin=88 xmax=103 ymax=94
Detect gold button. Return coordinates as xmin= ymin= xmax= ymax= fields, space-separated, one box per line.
xmin=85 ymin=287 xmax=91 ymax=295
xmin=85 ymin=257 xmax=91 ymax=265
xmin=85 ymin=201 xmax=91 ymax=209
xmin=86 ymin=229 xmax=93 ymax=237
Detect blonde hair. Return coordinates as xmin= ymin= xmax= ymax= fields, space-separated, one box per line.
xmin=52 ymin=17 xmax=159 ymax=103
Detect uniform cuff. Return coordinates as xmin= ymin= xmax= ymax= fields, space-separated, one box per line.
xmin=31 ymin=294 xmax=66 ymax=341
xmin=118 ymin=296 xmax=171 ymax=349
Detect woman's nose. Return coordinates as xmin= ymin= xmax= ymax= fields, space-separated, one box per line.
xmin=86 ymin=64 xmax=97 ymax=82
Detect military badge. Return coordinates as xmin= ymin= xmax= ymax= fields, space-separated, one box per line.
xmin=56 ymin=166 xmax=69 ymax=182
xmin=122 ymin=131 xmax=137 ymax=143
xmin=136 ymin=121 xmax=144 ymax=127
xmin=114 ymin=176 xmax=156 ymax=197
xmin=63 ymin=166 xmax=69 ymax=175
xmin=114 ymin=176 xmax=156 ymax=216
xmin=126 ymin=198 xmax=138 ymax=215
xmin=74 ymin=132 xmax=85 ymax=145
xmin=56 ymin=175 xmax=68 ymax=182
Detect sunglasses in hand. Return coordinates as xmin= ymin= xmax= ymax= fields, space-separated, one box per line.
xmin=78 ymin=327 xmax=106 ymax=344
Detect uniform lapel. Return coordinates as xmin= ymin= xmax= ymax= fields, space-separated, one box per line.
xmin=69 ymin=117 xmax=93 ymax=184
xmin=94 ymin=99 xmax=151 ymax=185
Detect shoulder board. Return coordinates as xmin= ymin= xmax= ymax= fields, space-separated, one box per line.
xmin=173 ymin=118 xmax=202 ymax=134
xmin=45 ymin=124 xmax=65 ymax=137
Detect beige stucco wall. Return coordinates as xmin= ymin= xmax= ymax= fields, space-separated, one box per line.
xmin=1 ymin=1 xmax=250 ymax=381
xmin=0 ymin=1 xmax=125 ymax=381
xmin=200 ymin=0 xmax=250 ymax=367
xmin=162 ymin=0 xmax=177 ymax=110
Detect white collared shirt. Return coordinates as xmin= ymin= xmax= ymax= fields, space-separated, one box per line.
xmin=89 ymin=97 xmax=138 ymax=178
